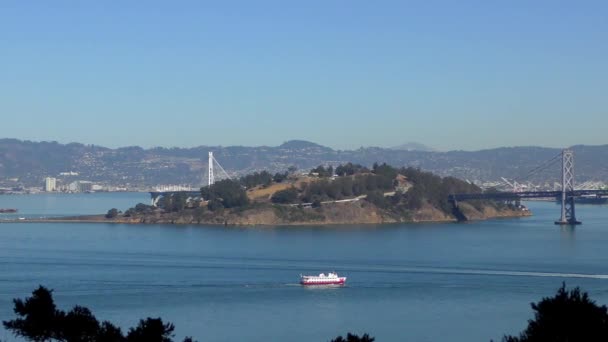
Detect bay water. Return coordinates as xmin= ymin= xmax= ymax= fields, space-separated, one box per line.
xmin=1 ymin=193 xmax=608 ymax=341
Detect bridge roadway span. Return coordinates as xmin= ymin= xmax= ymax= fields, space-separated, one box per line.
xmin=449 ymin=189 xmax=608 ymax=202
xmin=149 ymin=190 xmax=201 ymax=206
xmin=149 ymin=191 xmax=200 ymax=197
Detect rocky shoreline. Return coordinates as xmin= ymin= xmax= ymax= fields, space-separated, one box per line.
xmin=4 ymin=201 xmax=532 ymax=226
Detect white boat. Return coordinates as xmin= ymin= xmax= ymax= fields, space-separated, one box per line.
xmin=300 ymin=272 xmax=346 ymax=286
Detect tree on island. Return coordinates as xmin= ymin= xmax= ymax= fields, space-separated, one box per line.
xmin=201 ymin=179 xmax=249 ymax=210
xmin=105 ymin=208 xmax=119 ymax=219
xmin=3 ymin=286 xmax=197 ymax=342
xmin=335 ymin=163 xmax=368 ymax=176
xmin=310 ymin=165 xmax=334 ymax=178
xmin=271 ymin=187 xmax=299 ymax=204
xmin=156 ymin=193 xmax=190 ymax=213
xmin=240 ymin=171 xmax=273 ymax=188
xmin=501 ymin=283 xmax=608 ymax=342
xmin=272 ymin=171 xmax=289 ymax=183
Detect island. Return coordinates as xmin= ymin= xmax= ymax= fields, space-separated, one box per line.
xmin=53 ymin=163 xmax=528 ymax=226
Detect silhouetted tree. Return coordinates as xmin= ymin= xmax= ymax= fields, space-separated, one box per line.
xmin=126 ymin=318 xmax=175 ymax=342
xmin=98 ymin=321 xmax=125 ymax=342
xmin=59 ymin=306 xmax=100 ymax=342
xmin=502 ymin=283 xmax=608 ymax=342
xmin=3 ymin=286 xmax=197 ymax=342
xmin=330 ymin=333 xmax=375 ymax=342
xmin=3 ymin=285 xmax=62 ymax=341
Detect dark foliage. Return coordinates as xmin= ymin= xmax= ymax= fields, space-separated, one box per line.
xmin=3 ymin=286 xmax=62 ymax=341
xmin=3 ymin=286 xmax=196 ymax=342
xmin=310 ymin=165 xmax=334 ymax=177
xmin=98 ymin=321 xmax=125 ymax=342
xmin=399 ymin=167 xmax=482 ymax=212
xmin=271 ymin=187 xmax=299 ymax=204
xmin=157 ymin=193 xmax=190 ymax=213
xmin=201 ymin=179 xmax=249 ymax=210
xmin=60 ymin=306 xmax=100 ymax=342
xmin=502 ymin=283 xmax=608 ymax=342
xmin=124 ymin=203 xmax=156 ymax=217
xmin=365 ymin=190 xmax=389 ymax=209
xmin=372 ymin=163 xmax=398 ymax=180
xmin=126 ymin=318 xmax=175 ymax=342
xmin=335 ymin=163 xmax=368 ymax=176
xmin=240 ymin=171 xmax=273 ymax=188
xmin=330 ymin=333 xmax=375 ymax=342
xmin=273 ymin=171 xmax=289 ymax=183
xmin=301 ymin=173 xmax=393 ymax=203
xmin=105 ymin=208 xmax=119 ymax=219
xmin=206 ymin=199 xmax=225 ymax=211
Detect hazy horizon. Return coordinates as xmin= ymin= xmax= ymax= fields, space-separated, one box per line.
xmin=2 ymin=1 xmax=606 ymax=150
xmin=2 ymin=136 xmax=605 ymax=153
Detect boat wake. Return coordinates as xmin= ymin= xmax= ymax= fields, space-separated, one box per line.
xmin=417 ymin=267 xmax=608 ymax=280
xmin=354 ymin=265 xmax=608 ymax=280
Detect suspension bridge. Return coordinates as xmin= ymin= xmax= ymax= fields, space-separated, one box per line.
xmin=448 ymin=149 xmax=608 ymax=225
xmin=149 ymin=152 xmax=231 ymax=207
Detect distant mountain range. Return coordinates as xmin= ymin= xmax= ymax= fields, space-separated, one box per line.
xmin=1 ymin=138 xmax=607 ymax=188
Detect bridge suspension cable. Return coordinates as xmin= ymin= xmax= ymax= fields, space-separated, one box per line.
xmin=203 ymin=152 xmax=232 ymax=187
xmin=519 ymin=152 xmax=562 ymax=181
xmin=501 ymin=152 xmax=563 ymax=190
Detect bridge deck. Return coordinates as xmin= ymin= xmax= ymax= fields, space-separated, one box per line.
xmin=449 ymin=189 xmax=608 ymax=202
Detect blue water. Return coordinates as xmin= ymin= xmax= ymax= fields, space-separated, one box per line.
xmin=0 ymin=192 xmax=149 ymax=219
xmin=1 ymin=194 xmax=608 ymax=341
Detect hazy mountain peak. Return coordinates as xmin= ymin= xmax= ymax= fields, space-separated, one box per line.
xmin=278 ymin=140 xmax=331 ymax=150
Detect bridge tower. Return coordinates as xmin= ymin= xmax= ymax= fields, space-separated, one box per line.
xmin=555 ymin=149 xmax=581 ymax=225
xmin=204 ymin=151 xmax=231 ymax=187
xmin=208 ymin=152 xmax=215 ymax=186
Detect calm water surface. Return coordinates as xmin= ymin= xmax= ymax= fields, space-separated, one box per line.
xmin=1 ymin=193 xmax=608 ymax=341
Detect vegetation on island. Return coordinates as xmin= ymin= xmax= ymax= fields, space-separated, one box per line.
xmin=111 ymin=162 xmax=524 ymax=225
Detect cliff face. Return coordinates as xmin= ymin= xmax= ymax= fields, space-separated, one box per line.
xmin=103 ymin=201 xmax=530 ymax=226
xmin=455 ymin=202 xmax=531 ymax=221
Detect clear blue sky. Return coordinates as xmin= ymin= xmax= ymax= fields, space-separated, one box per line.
xmin=1 ymin=1 xmax=606 ymax=151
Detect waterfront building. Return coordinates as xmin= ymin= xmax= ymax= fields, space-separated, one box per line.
xmin=44 ymin=177 xmax=56 ymax=192
xmin=77 ymin=181 xmax=93 ymax=192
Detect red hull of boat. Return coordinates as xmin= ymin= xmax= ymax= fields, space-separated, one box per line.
xmin=300 ymin=279 xmax=346 ymax=286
